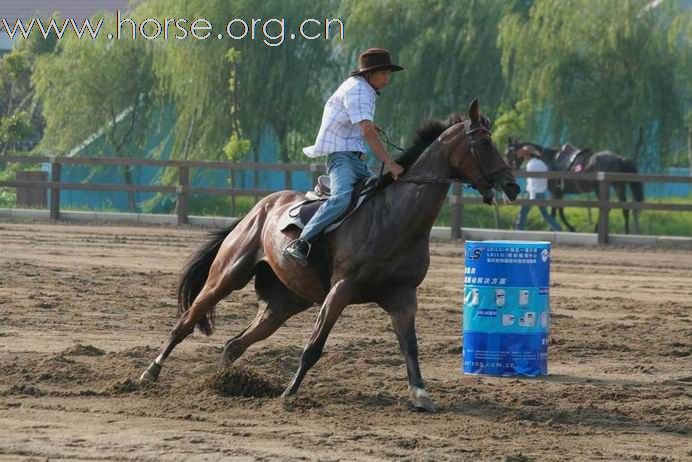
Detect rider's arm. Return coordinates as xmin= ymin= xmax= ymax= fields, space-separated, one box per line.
xmin=359 ymin=120 xmax=404 ymax=179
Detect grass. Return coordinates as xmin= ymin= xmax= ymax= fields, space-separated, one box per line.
xmin=433 ymin=195 xmax=692 ymax=237
xmin=187 ymin=194 xmax=258 ymax=217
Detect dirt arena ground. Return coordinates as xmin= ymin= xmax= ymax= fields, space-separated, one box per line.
xmin=0 ymin=221 xmax=690 ymax=461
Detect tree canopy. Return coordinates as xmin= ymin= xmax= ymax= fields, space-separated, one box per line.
xmin=498 ymin=0 xmax=687 ymax=167
xmin=33 ymin=14 xmax=154 ymax=156
xmin=130 ymin=0 xmax=338 ymax=164
xmin=342 ymin=0 xmax=515 ymax=144
xmin=18 ymin=0 xmax=692 ymax=169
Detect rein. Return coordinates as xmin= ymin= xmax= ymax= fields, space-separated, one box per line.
xmin=379 ymin=127 xmax=463 ymax=185
xmin=379 ymin=122 xmax=505 ymax=189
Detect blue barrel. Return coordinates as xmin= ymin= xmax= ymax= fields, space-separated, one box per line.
xmin=462 ymin=240 xmax=550 ymax=376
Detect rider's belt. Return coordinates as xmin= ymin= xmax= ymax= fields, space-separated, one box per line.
xmin=349 ymin=151 xmax=366 ymax=161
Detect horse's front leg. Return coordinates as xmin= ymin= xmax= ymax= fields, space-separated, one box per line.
xmin=558 ymin=207 xmax=576 ymax=232
xmin=282 ymin=278 xmax=353 ymax=397
xmin=379 ymin=288 xmax=435 ymax=412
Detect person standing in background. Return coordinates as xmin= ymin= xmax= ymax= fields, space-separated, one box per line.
xmin=515 ymin=146 xmax=562 ymax=232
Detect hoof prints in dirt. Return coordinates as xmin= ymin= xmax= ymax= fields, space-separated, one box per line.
xmin=62 ymin=344 xmax=106 ymax=357
xmin=4 ymin=383 xmax=43 ymax=397
xmin=0 ymin=345 xmax=160 ymax=398
xmin=207 ymin=366 xmax=283 ymax=398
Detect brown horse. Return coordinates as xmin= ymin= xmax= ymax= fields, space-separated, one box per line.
xmin=140 ymin=99 xmax=519 ymax=412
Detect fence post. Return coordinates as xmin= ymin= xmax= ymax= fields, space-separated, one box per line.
xmin=228 ymin=168 xmax=236 ymax=217
xmin=597 ymin=172 xmax=609 ymax=244
xmin=450 ymin=183 xmax=462 ymax=239
xmin=177 ymin=165 xmax=189 ymax=225
xmin=49 ymin=158 xmax=61 ymax=221
xmin=16 ymin=171 xmax=48 ymax=208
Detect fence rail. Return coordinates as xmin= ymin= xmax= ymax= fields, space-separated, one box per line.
xmin=1 ymin=154 xmax=691 ymax=244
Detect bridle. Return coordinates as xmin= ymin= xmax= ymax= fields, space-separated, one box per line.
xmin=381 ymin=121 xmax=510 ymax=188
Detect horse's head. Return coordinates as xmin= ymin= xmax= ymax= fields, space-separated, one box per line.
xmin=505 ymin=138 xmax=533 ymax=170
xmin=448 ymin=100 xmax=520 ymax=205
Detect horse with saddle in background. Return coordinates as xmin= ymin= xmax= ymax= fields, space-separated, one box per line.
xmin=139 ymin=100 xmax=519 ymax=412
xmin=506 ymin=139 xmax=644 ymax=234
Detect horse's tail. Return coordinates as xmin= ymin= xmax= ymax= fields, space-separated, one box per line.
xmin=176 ymin=222 xmax=239 ymax=335
xmin=623 ymin=159 xmax=645 ymax=202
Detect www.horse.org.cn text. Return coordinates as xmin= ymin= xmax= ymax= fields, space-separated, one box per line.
xmin=1 ymin=11 xmax=346 ymax=47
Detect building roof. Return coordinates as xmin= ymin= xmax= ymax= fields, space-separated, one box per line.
xmin=0 ymin=0 xmax=135 ymax=22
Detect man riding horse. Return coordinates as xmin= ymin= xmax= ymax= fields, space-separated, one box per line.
xmin=139 ymin=49 xmax=520 ymax=411
xmin=282 ymin=48 xmax=406 ymax=266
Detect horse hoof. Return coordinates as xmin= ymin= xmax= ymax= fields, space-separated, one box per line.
xmin=410 ymin=387 xmax=436 ymax=413
xmin=139 ymin=362 xmax=161 ymax=383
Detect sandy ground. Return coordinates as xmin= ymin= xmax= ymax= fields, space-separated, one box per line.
xmin=0 ymin=220 xmax=690 ymax=461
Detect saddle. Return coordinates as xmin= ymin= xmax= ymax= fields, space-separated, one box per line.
xmin=555 ymin=143 xmax=592 ymax=172
xmin=278 ymin=175 xmax=380 ymax=235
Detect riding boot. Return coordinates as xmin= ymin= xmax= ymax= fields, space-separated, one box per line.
xmin=282 ymin=238 xmax=311 ymax=267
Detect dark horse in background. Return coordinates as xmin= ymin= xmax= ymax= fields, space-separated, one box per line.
xmin=506 ymin=139 xmax=644 ymax=234
xmin=139 ymin=100 xmax=520 ymax=412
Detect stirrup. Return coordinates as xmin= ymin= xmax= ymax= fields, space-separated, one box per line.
xmin=283 ymin=239 xmax=311 ymax=267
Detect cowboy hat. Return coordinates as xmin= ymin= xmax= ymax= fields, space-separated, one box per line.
xmin=350 ymin=48 xmax=404 ymax=76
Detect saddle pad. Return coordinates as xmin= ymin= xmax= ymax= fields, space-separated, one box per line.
xmin=278 ymin=195 xmax=367 ymax=235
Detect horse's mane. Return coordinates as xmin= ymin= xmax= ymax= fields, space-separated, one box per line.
xmin=394 ymin=113 xmax=467 ymax=170
xmin=372 ymin=112 xmax=489 ymax=190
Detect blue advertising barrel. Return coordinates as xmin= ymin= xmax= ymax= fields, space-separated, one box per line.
xmin=462 ymin=241 xmax=550 ymax=376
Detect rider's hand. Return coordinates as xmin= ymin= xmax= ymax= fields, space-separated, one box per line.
xmin=388 ymin=161 xmax=405 ymax=180
xmin=374 ymin=123 xmax=383 ymax=133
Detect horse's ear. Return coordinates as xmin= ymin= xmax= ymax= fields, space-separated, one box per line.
xmin=468 ymin=98 xmax=480 ymax=123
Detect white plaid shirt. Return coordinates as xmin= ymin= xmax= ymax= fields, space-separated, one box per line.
xmin=303 ymin=76 xmax=377 ymax=158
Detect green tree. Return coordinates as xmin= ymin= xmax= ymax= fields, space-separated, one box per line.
xmin=33 ymin=13 xmax=155 ymax=212
xmin=342 ymin=0 xmax=513 ymax=144
xmin=498 ymin=0 xmax=685 ymax=167
xmin=0 ymin=16 xmax=63 ymax=154
xmin=134 ymin=0 xmax=337 ymax=165
xmin=227 ymin=0 xmax=339 ymax=188
xmin=131 ymin=0 xmax=238 ymax=164
xmin=493 ymin=98 xmax=536 ymax=151
xmin=669 ymin=3 xmax=692 ymax=170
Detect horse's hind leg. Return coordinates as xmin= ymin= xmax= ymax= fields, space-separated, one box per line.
xmin=614 ymin=182 xmax=629 ymax=234
xmin=221 ymin=262 xmax=313 ymax=366
xmin=140 ymin=252 xmax=256 ymax=382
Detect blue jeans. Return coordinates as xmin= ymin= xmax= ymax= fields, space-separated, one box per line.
xmin=300 ymin=151 xmax=374 ymax=241
xmin=516 ymin=192 xmax=562 ymax=231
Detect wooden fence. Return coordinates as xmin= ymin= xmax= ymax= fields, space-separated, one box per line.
xmin=1 ymin=154 xmax=691 ymax=244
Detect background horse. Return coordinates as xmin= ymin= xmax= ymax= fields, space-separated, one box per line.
xmin=506 ymin=139 xmax=643 ymax=233
xmin=140 ymin=100 xmax=519 ymax=412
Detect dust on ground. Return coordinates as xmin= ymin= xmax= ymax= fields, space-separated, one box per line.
xmin=0 ymin=221 xmax=690 ymax=461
